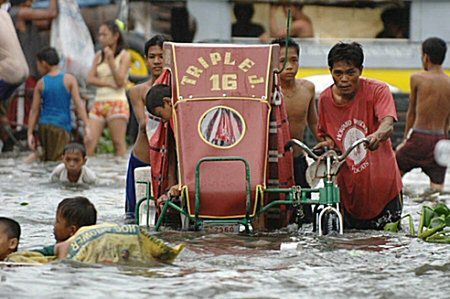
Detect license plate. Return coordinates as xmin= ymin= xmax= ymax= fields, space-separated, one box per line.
xmin=203 ymin=223 xmax=240 ymax=234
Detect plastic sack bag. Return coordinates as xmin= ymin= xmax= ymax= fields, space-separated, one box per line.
xmin=65 ymin=223 xmax=184 ymax=264
xmin=50 ymin=0 xmax=95 ymax=81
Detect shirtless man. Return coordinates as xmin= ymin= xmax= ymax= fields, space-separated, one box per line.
xmin=270 ymin=3 xmax=314 ymax=38
xmin=271 ymin=37 xmax=318 ymax=222
xmin=125 ymin=35 xmax=166 ymax=222
xmin=396 ymin=37 xmax=450 ymax=192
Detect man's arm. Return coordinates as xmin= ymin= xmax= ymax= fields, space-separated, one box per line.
xmin=27 ymin=80 xmax=43 ymax=150
xmin=404 ymin=74 xmax=418 ymax=138
xmin=18 ymin=0 xmax=57 ymax=21
xmin=366 ymin=116 xmax=394 ymax=151
xmin=129 ymin=85 xmax=146 ymax=125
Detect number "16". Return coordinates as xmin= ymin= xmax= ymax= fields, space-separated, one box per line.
xmin=209 ymin=74 xmax=237 ymax=91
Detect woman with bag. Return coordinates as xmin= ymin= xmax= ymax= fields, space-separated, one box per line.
xmin=86 ymin=20 xmax=131 ymax=156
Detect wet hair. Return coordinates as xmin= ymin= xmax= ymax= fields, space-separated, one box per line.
xmin=144 ymin=35 xmax=166 ymax=57
xmin=57 ymin=197 xmax=97 ymax=229
xmin=327 ymin=42 xmax=364 ymax=69
xmin=99 ymin=20 xmax=127 ymax=64
xmin=37 ymin=47 xmax=60 ymax=66
xmin=233 ymin=3 xmax=254 ymax=22
xmin=145 ymin=84 xmax=171 ymax=115
xmin=271 ymin=37 xmax=300 ymax=56
xmin=63 ymin=143 xmax=87 ymax=158
xmin=0 ymin=217 xmax=21 ymax=250
xmin=422 ymin=37 xmax=447 ymax=65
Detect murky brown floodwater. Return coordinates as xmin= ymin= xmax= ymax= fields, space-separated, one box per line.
xmin=0 ymin=152 xmax=449 ymax=298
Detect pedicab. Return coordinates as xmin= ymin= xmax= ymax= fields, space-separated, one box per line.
xmin=135 ymin=42 xmax=369 ymax=236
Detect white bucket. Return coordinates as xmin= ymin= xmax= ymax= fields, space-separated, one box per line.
xmin=134 ymin=166 xmax=155 ymax=227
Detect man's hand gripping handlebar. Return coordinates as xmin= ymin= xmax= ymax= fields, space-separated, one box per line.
xmin=285 ymin=138 xmax=370 ymax=162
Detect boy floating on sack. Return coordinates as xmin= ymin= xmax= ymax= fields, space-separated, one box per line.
xmin=6 ymin=197 xmax=183 ymax=264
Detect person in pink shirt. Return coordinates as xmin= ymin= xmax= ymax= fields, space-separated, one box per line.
xmin=316 ymin=42 xmax=403 ymax=230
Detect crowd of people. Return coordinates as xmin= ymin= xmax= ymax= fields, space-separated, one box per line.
xmin=0 ymin=0 xmax=449 ymax=261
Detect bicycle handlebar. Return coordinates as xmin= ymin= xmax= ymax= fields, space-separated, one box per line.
xmin=337 ymin=138 xmax=369 ymax=161
xmin=285 ymin=138 xmax=370 ymax=162
xmin=284 ymin=139 xmax=319 ymax=160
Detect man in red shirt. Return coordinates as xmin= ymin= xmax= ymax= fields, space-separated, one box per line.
xmin=316 ymin=42 xmax=403 ymax=230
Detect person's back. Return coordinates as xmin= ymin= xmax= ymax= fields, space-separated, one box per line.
xmin=396 ymin=37 xmax=450 ymax=192
xmin=40 ymin=72 xmax=72 ymax=132
xmin=27 ymin=47 xmax=90 ymax=161
xmin=413 ymin=71 xmax=450 ymax=132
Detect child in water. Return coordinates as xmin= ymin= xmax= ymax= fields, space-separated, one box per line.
xmin=35 ymin=196 xmax=97 ymax=256
xmin=0 ymin=217 xmax=21 ymax=261
xmin=50 ymin=143 xmax=96 ymax=184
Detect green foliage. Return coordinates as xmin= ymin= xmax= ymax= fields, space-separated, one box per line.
xmin=384 ymin=202 xmax=450 ymax=244
xmin=96 ymin=129 xmax=115 ymax=154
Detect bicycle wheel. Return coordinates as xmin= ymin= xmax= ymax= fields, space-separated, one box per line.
xmin=321 ymin=211 xmax=340 ymax=235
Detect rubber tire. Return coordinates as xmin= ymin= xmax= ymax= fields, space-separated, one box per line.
xmin=321 ymin=211 xmax=339 ymax=236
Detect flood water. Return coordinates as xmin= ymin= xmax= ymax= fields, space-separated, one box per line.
xmin=0 ymin=153 xmax=449 ymax=298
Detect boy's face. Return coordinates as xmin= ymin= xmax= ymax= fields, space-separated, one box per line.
xmin=330 ymin=60 xmax=362 ymax=98
xmin=0 ymin=224 xmax=17 ymax=261
xmin=147 ymin=45 xmax=164 ymax=79
xmin=152 ymin=98 xmax=172 ymax=122
xmin=53 ymin=211 xmax=76 ymax=242
xmin=279 ymin=46 xmax=299 ymax=82
xmin=62 ymin=151 xmax=86 ymax=177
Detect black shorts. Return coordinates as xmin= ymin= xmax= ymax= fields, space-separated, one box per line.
xmin=344 ymin=194 xmax=403 ymax=230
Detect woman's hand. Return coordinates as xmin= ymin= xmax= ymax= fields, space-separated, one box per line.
xmin=104 ymin=47 xmax=115 ymax=64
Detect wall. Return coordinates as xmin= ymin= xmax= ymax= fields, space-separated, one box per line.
xmin=187 ymin=0 xmax=231 ymax=42
xmin=410 ymin=0 xmax=450 ymax=42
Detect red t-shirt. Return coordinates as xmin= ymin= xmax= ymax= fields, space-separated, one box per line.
xmin=317 ymin=78 xmax=403 ymax=220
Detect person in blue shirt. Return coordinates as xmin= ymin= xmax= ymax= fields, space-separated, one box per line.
xmin=27 ymin=47 xmax=90 ymax=161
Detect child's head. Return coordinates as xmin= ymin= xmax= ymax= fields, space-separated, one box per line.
xmin=62 ymin=143 xmax=87 ymax=179
xmin=36 ymin=47 xmax=60 ymax=75
xmin=271 ymin=38 xmax=300 ymax=81
xmin=145 ymin=84 xmax=172 ymax=121
xmin=54 ymin=197 xmax=97 ymax=242
xmin=0 ymin=217 xmax=21 ymax=261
